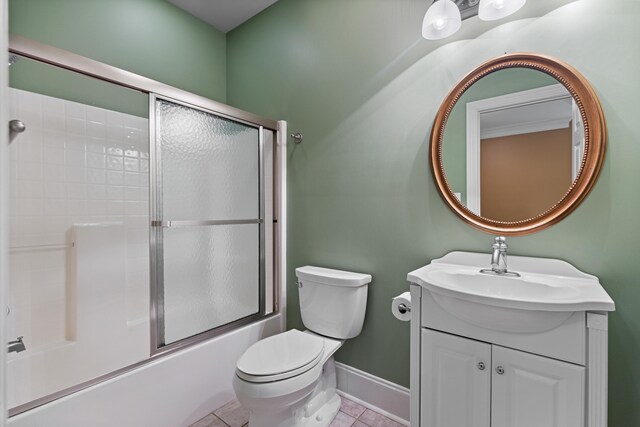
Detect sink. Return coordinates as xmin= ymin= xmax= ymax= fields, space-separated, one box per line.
xmin=428 ymin=270 xmax=582 ymax=301
xmin=408 ymin=251 xmax=615 ymax=333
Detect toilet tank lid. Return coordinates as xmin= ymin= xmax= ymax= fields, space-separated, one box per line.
xmin=295 ymin=266 xmax=372 ymax=287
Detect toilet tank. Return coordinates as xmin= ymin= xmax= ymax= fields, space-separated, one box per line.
xmin=295 ymin=266 xmax=372 ymax=339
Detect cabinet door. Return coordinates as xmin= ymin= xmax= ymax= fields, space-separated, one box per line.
xmin=421 ymin=329 xmax=491 ymax=427
xmin=492 ymin=345 xmax=585 ymax=427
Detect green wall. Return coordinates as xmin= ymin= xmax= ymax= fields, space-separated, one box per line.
xmin=227 ymin=0 xmax=640 ymax=424
xmin=9 ymin=0 xmax=227 ymax=103
xmin=10 ymin=56 xmax=149 ymax=117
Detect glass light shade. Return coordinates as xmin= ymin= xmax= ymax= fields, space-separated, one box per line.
xmin=479 ymin=0 xmax=527 ymax=21
xmin=422 ymin=0 xmax=462 ymax=40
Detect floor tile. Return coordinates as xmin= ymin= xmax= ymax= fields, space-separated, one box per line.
xmin=329 ymin=410 xmax=357 ymax=427
xmin=213 ymin=399 xmax=249 ymax=427
xmin=200 ymin=397 xmax=407 ymax=427
xmin=190 ymin=413 xmax=228 ymax=427
xmin=339 ymin=397 xmax=367 ymax=419
xmin=357 ymin=409 xmax=402 ymax=427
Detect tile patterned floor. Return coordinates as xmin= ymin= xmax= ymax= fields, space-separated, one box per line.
xmin=189 ymin=396 xmax=403 ymax=427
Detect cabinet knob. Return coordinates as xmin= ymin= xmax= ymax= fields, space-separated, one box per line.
xmin=477 ymin=362 xmax=485 ymax=370
xmin=496 ymin=366 xmax=505 ymax=375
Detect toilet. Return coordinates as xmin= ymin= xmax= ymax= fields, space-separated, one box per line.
xmin=233 ymin=266 xmax=372 ymax=427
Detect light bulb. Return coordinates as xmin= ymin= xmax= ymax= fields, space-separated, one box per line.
xmin=422 ymin=0 xmax=462 ymax=40
xmin=479 ymin=0 xmax=526 ymax=21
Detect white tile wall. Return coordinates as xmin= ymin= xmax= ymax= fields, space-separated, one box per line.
xmin=7 ymin=88 xmax=150 ymax=408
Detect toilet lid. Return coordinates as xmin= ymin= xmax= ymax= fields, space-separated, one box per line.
xmin=236 ymin=330 xmax=324 ymax=382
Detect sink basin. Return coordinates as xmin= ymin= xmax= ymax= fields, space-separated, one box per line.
xmin=408 ymin=251 xmax=614 ymax=333
xmin=428 ymin=270 xmax=582 ymax=301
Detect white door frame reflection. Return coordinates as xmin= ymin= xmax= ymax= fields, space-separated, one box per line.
xmin=464 ymin=84 xmax=583 ymax=217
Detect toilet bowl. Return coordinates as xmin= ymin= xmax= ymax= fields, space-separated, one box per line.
xmin=233 ymin=330 xmax=343 ymax=427
xmin=233 ymin=266 xmax=372 ymax=427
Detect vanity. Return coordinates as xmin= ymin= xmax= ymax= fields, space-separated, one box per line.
xmin=407 ymin=251 xmax=614 ymax=427
xmin=404 ymin=53 xmax=614 ymax=426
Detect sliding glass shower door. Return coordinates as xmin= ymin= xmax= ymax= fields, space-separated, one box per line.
xmin=151 ymin=97 xmax=265 ymax=350
xmin=7 ymin=39 xmax=279 ymax=416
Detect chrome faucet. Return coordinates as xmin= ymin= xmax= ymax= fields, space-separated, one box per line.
xmin=8 ymin=336 xmax=26 ymax=354
xmin=480 ymin=236 xmax=520 ymax=277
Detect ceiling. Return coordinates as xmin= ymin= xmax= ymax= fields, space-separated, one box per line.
xmin=168 ymin=0 xmax=279 ymax=33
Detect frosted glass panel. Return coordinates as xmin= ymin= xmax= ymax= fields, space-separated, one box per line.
xmin=157 ymin=99 xmax=259 ymax=220
xmin=163 ymin=225 xmax=259 ymax=344
xmin=155 ymin=98 xmax=263 ymax=345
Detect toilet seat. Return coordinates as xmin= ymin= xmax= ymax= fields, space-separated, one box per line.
xmin=236 ymin=330 xmax=325 ymax=383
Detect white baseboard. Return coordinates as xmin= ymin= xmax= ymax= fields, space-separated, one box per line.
xmin=335 ymin=362 xmax=410 ymax=426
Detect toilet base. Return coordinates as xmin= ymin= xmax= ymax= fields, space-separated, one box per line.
xmin=298 ymin=393 xmax=341 ymax=427
xmin=247 ymin=358 xmax=342 ymax=427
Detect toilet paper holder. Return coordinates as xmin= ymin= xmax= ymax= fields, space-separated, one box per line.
xmin=392 ymin=292 xmax=412 ymax=321
xmin=398 ymin=303 xmax=411 ymax=314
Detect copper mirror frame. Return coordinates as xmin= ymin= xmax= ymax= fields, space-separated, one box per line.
xmin=430 ymin=53 xmax=607 ymax=236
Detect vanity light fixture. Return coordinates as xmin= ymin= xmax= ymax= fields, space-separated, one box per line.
xmin=422 ymin=0 xmax=462 ymax=40
xmin=422 ymin=0 xmax=527 ymax=40
xmin=479 ymin=0 xmax=526 ymax=20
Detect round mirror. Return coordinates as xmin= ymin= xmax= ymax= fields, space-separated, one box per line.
xmin=431 ymin=53 xmax=606 ymax=235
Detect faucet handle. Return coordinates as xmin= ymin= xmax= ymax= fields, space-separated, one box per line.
xmin=493 ymin=236 xmax=507 ymax=249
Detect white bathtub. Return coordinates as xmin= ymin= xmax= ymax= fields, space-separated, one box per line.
xmin=8 ymin=313 xmax=283 ymax=427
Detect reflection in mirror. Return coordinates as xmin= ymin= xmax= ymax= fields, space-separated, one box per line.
xmin=441 ymin=68 xmax=583 ymax=222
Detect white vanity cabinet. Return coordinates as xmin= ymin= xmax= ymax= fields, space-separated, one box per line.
xmin=407 ymin=252 xmax=615 ymax=427
xmin=421 ymin=329 xmax=585 ymax=427
xmin=420 ymin=329 xmax=491 ymax=427
xmin=491 ymin=345 xmax=584 ymax=427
